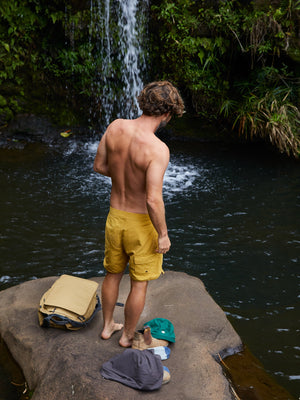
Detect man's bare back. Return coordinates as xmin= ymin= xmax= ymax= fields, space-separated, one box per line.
xmin=106 ymin=117 xmax=169 ymax=214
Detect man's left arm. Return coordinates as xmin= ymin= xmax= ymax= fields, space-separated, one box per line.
xmin=93 ymin=132 xmax=111 ymax=177
xmin=145 ymin=145 xmax=170 ymax=254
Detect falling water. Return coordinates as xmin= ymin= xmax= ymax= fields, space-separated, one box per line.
xmin=89 ymin=0 xmax=149 ymax=129
xmin=117 ymin=0 xmax=148 ymax=120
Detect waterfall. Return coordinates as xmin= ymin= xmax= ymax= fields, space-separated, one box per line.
xmin=89 ymin=0 xmax=149 ymax=130
xmin=117 ymin=0 xmax=147 ymax=120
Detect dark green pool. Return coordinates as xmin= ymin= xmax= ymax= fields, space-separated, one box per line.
xmin=0 ymin=138 xmax=299 ymax=398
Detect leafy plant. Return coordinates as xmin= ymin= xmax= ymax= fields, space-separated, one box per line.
xmin=150 ymin=0 xmax=300 ymax=156
xmin=230 ymin=89 xmax=300 ymax=157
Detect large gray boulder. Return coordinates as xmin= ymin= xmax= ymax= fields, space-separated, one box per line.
xmin=0 ymin=271 xmax=242 ymax=399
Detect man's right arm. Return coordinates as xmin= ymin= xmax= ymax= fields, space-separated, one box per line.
xmin=93 ymin=131 xmax=111 ymax=177
xmin=145 ymin=146 xmax=171 ymax=254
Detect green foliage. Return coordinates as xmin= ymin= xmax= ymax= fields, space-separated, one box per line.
xmin=151 ymin=0 xmax=300 ymax=157
xmin=0 ymin=0 xmax=98 ymax=125
xmin=230 ymin=88 xmax=300 ymax=157
xmin=223 ymin=66 xmax=300 ymax=157
xmin=0 ymin=0 xmax=299 ymax=156
xmin=151 ymin=0 xmax=231 ymax=115
xmin=0 ymin=0 xmax=148 ymax=127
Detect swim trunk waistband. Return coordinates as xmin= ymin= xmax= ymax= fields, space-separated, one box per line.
xmin=109 ymin=206 xmax=151 ymax=222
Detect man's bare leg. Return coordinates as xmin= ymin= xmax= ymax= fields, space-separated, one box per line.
xmin=119 ymin=279 xmax=148 ymax=348
xmin=101 ymin=272 xmax=124 ymax=340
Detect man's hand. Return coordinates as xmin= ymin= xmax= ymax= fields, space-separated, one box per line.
xmin=157 ymin=235 xmax=171 ymax=254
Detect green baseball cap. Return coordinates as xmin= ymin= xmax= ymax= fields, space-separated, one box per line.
xmin=143 ymin=318 xmax=175 ymax=343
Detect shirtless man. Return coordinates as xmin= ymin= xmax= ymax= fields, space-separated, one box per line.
xmin=93 ymin=81 xmax=184 ymax=347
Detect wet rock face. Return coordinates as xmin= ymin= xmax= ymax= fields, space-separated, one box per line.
xmin=0 ymin=114 xmax=58 ymax=149
xmin=0 ymin=272 xmax=242 ymax=400
xmin=0 ymin=114 xmax=92 ymax=150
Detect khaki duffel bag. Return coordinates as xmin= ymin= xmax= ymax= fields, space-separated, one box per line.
xmin=38 ymin=274 xmax=101 ymax=330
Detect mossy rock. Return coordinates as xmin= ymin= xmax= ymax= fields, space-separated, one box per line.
xmin=0 ymin=107 xmax=14 ymax=124
xmin=0 ymin=95 xmax=7 ymax=108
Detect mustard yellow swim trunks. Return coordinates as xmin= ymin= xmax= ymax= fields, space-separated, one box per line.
xmin=103 ymin=207 xmax=164 ymax=281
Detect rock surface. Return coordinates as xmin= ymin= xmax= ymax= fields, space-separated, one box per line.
xmin=0 ymin=271 xmax=242 ymax=400
xmin=0 ymin=114 xmax=90 ymax=150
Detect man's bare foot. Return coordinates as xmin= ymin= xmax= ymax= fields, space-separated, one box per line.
xmin=101 ymin=322 xmax=123 ymax=340
xmin=119 ymin=332 xmax=133 ymax=348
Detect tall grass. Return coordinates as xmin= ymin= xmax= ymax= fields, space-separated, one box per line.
xmin=221 ymin=77 xmax=300 ymax=158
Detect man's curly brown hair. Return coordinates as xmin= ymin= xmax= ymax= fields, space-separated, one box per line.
xmin=137 ymin=81 xmax=184 ymax=117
